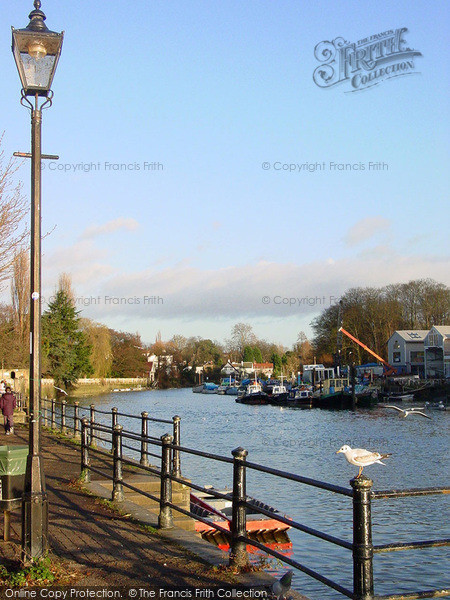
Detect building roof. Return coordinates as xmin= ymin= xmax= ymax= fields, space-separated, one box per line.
xmin=430 ymin=325 xmax=450 ymax=338
xmin=390 ymin=330 xmax=429 ymax=342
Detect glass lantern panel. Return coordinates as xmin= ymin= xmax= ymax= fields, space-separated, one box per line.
xmin=19 ymin=51 xmax=55 ymax=90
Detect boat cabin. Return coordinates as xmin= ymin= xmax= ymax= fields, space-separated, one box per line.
xmin=321 ymin=377 xmax=349 ymax=394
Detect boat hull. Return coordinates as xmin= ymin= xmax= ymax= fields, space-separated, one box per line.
xmin=236 ymin=392 xmax=269 ymax=405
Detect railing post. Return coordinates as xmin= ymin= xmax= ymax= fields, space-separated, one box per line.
xmin=112 ymin=424 xmax=124 ymax=502
xmin=229 ymin=446 xmax=249 ymax=569
xmin=61 ymin=399 xmax=67 ymax=434
xmin=42 ymin=398 xmax=48 ymax=426
xmin=80 ymin=418 xmax=90 ymax=483
xmin=73 ymin=401 xmax=80 ymax=437
xmin=90 ymin=404 xmax=96 ymax=448
xmin=51 ymin=398 xmax=56 ymax=429
xmin=112 ymin=407 xmax=118 ymax=428
xmin=351 ymin=476 xmax=374 ymax=600
xmin=159 ymin=434 xmax=173 ymax=529
xmin=172 ymin=416 xmax=181 ymax=477
xmin=140 ymin=412 xmax=149 ymax=467
xmin=111 ymin=407 xmax=118 ymax=452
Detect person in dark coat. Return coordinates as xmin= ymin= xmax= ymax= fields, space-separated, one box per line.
xmin=0 ymin=387 xmax=16 ymax=435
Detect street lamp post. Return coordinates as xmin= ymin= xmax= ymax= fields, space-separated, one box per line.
xmin=11 ymin=1 xmax=63 ymax=562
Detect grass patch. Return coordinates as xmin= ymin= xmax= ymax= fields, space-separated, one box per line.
xmin=0 ymin=555 xmax=78 ymax=586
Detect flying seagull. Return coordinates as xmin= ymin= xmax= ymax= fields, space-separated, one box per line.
xmin=337 ymin=445 xmax=392 ymax=478
xmin=53 ymin=385 xmax=68 ymax=396
xmin=272 ymin=570 xmax=293 ymax=599
xmin=384 ymin=405 xmax=431 ymax=419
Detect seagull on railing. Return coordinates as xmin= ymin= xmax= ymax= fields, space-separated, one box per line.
xmin=384 ymin=405 xmax=431 ymax=419
xmin=337 ymin=445 xmax=392 ymax=478
xmin=272 ymin=570 xmax=293 ymax=599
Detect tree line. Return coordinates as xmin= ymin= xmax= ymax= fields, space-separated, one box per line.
xmin=1 ymin=251 xmax=447 ymax=389
xmin=312 ymin=279 xmax=450 ymax=365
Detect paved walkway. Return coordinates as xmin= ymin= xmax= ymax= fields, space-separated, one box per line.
xmin=0 ymin=426 xmax=254 ymax=589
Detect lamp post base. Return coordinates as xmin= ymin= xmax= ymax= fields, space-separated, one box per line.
xmin=21 ymin=492 xmax=48 ymax=563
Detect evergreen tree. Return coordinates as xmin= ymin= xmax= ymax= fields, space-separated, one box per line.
xmin=42 ymin=290 xmax=93 ymax=388
xmin=271 ymin=352 xmax=282 ymax=376
xmin=243 ymin=345 xmax=255 ymax=362
xmin=253 ymin=346 xmax=263 ymax=363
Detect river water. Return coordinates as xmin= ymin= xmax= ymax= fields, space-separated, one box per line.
xmin=78 ymin=388 xmax=449 ymax=599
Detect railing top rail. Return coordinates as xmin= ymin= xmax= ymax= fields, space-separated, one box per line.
xmin=167 ymin=442 xmax=234 ymax=465
xmin=121 ymin=429 xmax=160 ymax=444
xmin=115 ymin=410 xmax=172 ymax=424
xmin=372 ymin=486 xmax=450 ymax=499
xmin=244 ymin=459 xmax=353 ymax=497
xmin=87 ymin=422 xmax=114 ymax=434
xmin=89 ymin=407 xmax=111 ymax=415
xmin=170 ymin=473 xmax=235 ymax=502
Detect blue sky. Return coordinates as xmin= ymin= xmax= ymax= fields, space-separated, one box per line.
xmin=1 ymin=1 xmax=449 ymax=346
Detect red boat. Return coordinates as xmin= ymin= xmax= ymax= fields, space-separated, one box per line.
xmin=190 ymin=489 xmax=292 ymax=544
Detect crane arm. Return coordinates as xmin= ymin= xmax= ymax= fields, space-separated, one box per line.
xmin=338 ymin=327 xmax=396 ymax=374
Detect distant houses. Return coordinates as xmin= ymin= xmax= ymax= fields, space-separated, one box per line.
xmin=146 ymin=353 xmax=174 ymax=382
xmin=220 ymin=360 xmax=274 ymax=379
xmin=387 ymin=325 xmax=450 ymax=378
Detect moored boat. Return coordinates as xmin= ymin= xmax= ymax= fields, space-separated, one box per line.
xmin=286 ymin=387 xmax=314 ymax=407
xmin=216 ymin=377 xmax=239 ymax=394
xmin=201 ymin=382 xmax=219 ymax=394
xmin=224 ymin=386 xmax=239 ymax=395
xmin=190 ymin=489 xmax=292 ymax=543
xmin=266 ymin=383 xmax=289 ymax=404
xmin=235 ymin=381 xmax=269 ymax=405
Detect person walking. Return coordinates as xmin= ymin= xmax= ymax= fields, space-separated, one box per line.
xmin=0 ymin=387 xmax=16 ymax=435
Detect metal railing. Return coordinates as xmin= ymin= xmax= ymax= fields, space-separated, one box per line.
xmin=41 ymin=398 xmax=181 ymax=476
xmin=72 ymin=416 xmax=450 ymax=600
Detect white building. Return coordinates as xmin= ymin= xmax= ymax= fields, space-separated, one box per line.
xmin=424 ymin=326 xmax=450 ymax=379
xmin=146 ymin=353 xmax=174 ymax=382
xmin=302 ymin=364 xmax=335 ymax=383
xmin=387 ymin=330 xmax=428 ymax=376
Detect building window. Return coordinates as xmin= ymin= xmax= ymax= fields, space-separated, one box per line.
xmin=393 ymin=352 xmax=401 ymax=363
xmin=394 ymin=341 xmax=400 ymax=349
xmin=427 ymin=333 xmax=439 ymax=347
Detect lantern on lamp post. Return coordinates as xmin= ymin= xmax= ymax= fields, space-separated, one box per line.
xmin=11 ymin=1 xmax=63 ymax=562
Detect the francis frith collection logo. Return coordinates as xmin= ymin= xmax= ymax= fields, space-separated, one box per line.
xmin=313 ymin=28 xmax=422 ymax=92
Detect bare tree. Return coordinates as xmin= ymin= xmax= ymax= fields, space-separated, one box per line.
xmin=0 ymin=136 xmax=28 ymax=289
xmin=11 ymin=247 xmax=29 ymax=364
xmin=58 ymin=272 xmax=75 ymax=302
xmin=225 ymin=323 xmax=257 ymax=360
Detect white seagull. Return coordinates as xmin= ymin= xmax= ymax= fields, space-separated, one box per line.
xmin=337 ymin=445 xmax=392 ymax=478
xmin=53 ymin=385 xmax=68 ymax=396
xmin=384 ymin=405 xmax=431 ymax=419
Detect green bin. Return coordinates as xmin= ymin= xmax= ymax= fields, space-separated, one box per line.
xmin=0 ymin=445 xmax=28 ymax=500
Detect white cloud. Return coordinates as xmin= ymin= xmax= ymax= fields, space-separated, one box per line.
xmin=80 ymin=217 xmax=139 ymax=240
xmin=53 ymin=252 xmax=449 ymax=324
xmin=344 ymin=217 xmax=391 ymax=247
